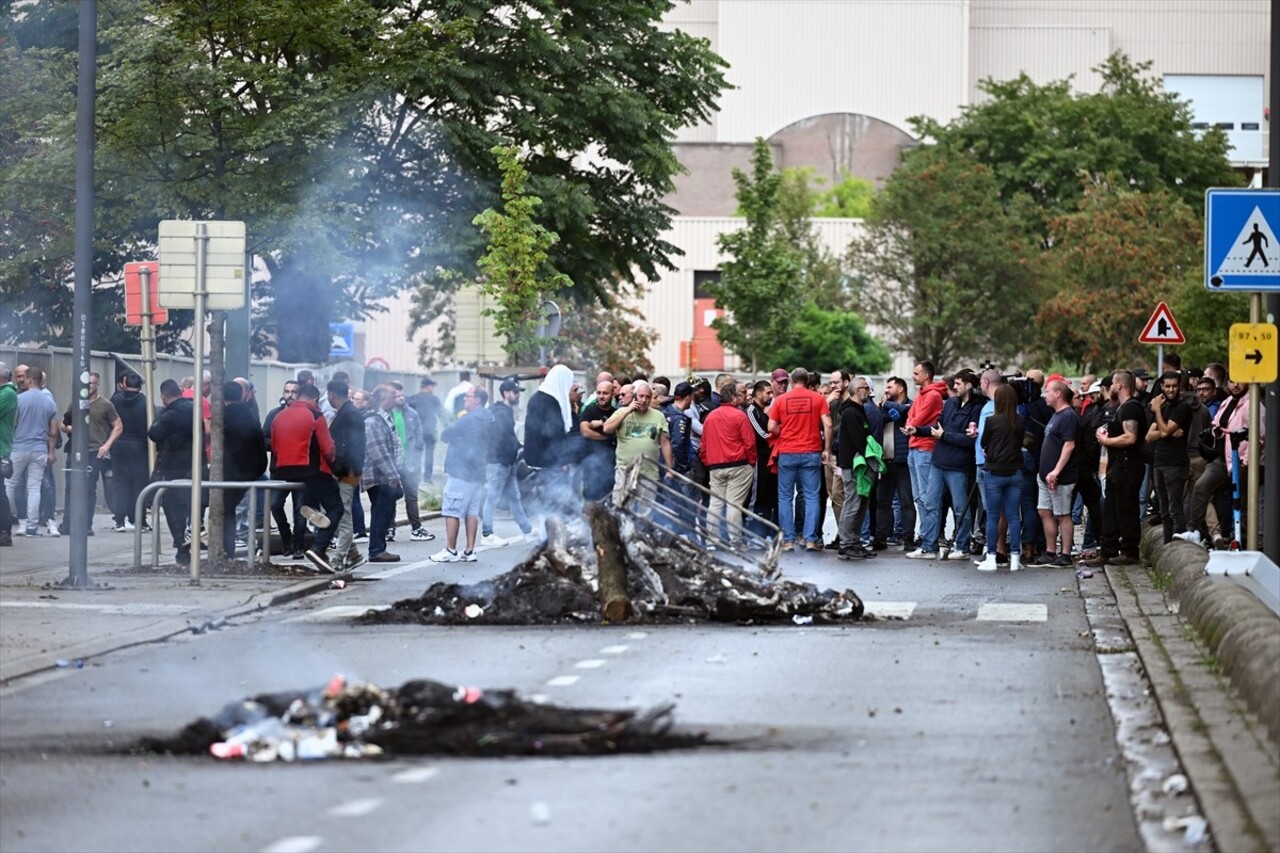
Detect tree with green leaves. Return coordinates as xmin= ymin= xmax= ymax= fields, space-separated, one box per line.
xmin=846 ymin=147 xmax=1037 ymax=373
xmin=708 ymin=139 xmax=801 ymax=373
xmin=472 ymin=146 xmax=571 ymax=360
xmin=771 ymin=304 xmax=890 ymax=374
xmin=911 ymin=52 xmax=1239 ymax=242
xmin=1 ymin=0 xmax=728 ymax=364
xmin=549 ymin=297 xmax=659 ymax=376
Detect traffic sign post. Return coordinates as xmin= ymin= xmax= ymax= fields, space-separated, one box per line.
xmin=1229 ymin=323 xmax=1278 ymax=384
xmin=1138 ymin=301 xmax=1185 ymax=378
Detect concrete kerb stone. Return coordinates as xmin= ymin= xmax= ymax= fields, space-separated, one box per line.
xmin=1141 ymin=526 xmax=1280 ymax=744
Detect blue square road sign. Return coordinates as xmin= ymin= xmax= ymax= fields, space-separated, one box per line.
xmin=1205 ymin=188 xmax=1280 ymax=292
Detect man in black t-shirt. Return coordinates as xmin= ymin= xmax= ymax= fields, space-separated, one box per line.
xmin=1082 ymin=370 xmax=1146 ymax=567
xmin=578 ymin=380 xmax=617 ymax=502
xmin=1147 ymin=371 xmax=1193 ymax=543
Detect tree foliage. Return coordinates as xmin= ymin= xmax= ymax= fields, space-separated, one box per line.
xmin=472 ymin=146 xmax=571 ymax=360
xmin=771 ymin=304 xmax=890 ymax=375
xmin=1 ymin=0 xmax=727 ymax=363
xmin=847 ymin=147 xmax=1037 ymax=373
xmin=775 ymin=167 xmax=847 ymax=310
xmin=911 ymin=52 xmax=1240 ymax=241
xmin=1034 ymin=181 xmax=1243 ymax=371
xmin=548 ymin=296 xmax=658 ymax=376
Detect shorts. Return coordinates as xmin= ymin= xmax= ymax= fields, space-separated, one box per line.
xmin=441 ymin=477 xmax=484 ymax=519
xmin=1036 ymin=476 xmax=1076 ymax=516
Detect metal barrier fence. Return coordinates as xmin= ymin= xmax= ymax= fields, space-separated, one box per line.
xmin=133 ymin=479 xmax=303 ymax=578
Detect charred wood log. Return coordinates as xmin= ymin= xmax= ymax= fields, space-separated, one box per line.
xmin=588 ymin=503 xmax=632 ymax=621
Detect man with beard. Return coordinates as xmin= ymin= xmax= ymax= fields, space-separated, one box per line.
xmin=523 ymin=365 xmax=581 ymax=523
xmin=263 ymin=380 xmax=306 ymax=559
xmin=1147 ymin=371 xmax=1193 ymax=544
xmin=578 ymin=379 xmax=618 ymax=502
xmin=270 ymin=384 xmax=343 ymax=573
xmin=1082 ymin=370 xmax=1147 ymax=567
xmin=58 ymin=372 xmax=122 ymax=535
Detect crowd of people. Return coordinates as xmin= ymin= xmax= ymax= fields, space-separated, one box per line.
xmin=0 ymin=355 xmax=1266 ymax=574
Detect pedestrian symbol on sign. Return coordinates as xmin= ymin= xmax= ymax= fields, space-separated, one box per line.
xmin=1242 ymin=223 xmax=1270 ymax=269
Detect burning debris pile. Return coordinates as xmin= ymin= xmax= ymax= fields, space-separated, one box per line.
xmin=364 ymin=497 xmax=865 ymax=626
xmin=138 ymin=675 xmax=709 ymax=761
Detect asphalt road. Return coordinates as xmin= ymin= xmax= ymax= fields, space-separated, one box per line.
xmin=0 ymin=542 xmax=1142 ymax=853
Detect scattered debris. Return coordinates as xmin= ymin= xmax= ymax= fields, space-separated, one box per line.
xmin=1161 ymin=773 xmax=1189 ymax=796
xmin=136 ymin=674 xmax=711 ymax=760
xmin=54 ymin=659 xmax=84 ymax=669
xmin=329 ymin=579 xmax=347 ymax=590
xmin=1076 ymin=569 xmax=1095 ymax=580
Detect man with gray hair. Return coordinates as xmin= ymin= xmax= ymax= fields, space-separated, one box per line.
xmin=7 ymin=366 xmax=58 ymax=538
xmin=604 ymin=379 xmax=673 ymax=512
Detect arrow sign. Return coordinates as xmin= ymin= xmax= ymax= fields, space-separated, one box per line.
xmin=1138 ymin=301 xmax=1185 ymax=345
xmin=1245 ymin=349 xmax=1263 ymax=364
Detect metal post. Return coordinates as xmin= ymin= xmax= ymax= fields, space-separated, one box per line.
xmin=190 ymin=223 xmax=209 ymax=583
xmin=139 ymin=265 xmax=157 ymax=473
xmin=1263 ymin=0 xmax=1279 ymax=562
xmin=1247 ymin=294 xmax=1263 ymax=552
xmin=64 ymin=0 xmax=97 ymax=588
xmin=1157 ymin=343 xmax=1164 ymax=377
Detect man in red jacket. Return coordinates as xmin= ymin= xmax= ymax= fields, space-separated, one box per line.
xmin=270 ymin=384 xmax=343 ymax=572
xmin=701 ymin=381 xmax=758 ymax=547
xmin=902 ymin=360 xmax=948 ymax=559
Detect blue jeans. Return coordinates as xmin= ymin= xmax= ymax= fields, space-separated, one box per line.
xmin=981 ymin=471 xmax=1023 ymax=553
xmin=482 ymin=463 xmax=531 ymax=536
xmin=777 ymin=452 xmax=822 ymax=544
xmin=908 ymin=449 xmax=934 ymax=549
xmin=367 ymin=483 xmax=401 ymax=558
xmin=922 ymin=466 xmax=972 ymax=553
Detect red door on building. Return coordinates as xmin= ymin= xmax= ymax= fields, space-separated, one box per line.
xmin=688 ymin=271 xmax=725 ymax=371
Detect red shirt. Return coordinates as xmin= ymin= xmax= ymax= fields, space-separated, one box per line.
xmin=768 ymin=388 xmax=829 ymax=454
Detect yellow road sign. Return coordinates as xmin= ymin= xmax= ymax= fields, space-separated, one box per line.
xmin=1229 ymin=323 xmax=1278 ymax=384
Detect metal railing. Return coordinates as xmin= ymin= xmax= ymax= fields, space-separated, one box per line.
xmin=133 ymin=479 xmax=303 ymax=577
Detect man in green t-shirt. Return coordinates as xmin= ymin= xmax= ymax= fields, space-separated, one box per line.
xmin=603 ymin=380 xmax=672 ymax=511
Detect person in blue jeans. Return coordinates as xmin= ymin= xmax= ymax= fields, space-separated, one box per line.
xmin=481 ymin=379 xmax=533 ymax=546
xmin=920 ymin=370 xmax=983 ymax=559
xmin=977 ymin=384 xmax=1025 ymax=572
xmin=766 ymin=368 xmax=832 ymax=552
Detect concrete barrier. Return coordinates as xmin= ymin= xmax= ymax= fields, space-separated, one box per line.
xmin=1141 ymin=526 xmax=1280 ymax=744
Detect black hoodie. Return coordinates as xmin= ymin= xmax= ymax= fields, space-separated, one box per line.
xmin=111 ymin=389 xmax=150 ymax=445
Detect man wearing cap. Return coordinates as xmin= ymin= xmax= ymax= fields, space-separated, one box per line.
xmin=770 ymin=368 xmax=789 ymax=399
xmin=407 ymin=377 xmax=444 ymax=483
xmin=481 ymin=379 xmax=533 ymax=547
xmin=767 ymin=367 xmax=832 ymax=552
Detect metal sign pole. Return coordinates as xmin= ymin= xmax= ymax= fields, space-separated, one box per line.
xmin=139 ymin=265 xmax=157 ymax=472
xmin=1265 ymin=0 xmax=1279 ymax=562
xmin=190 ymin=223 xmax=209 ymax=583
xmin=1246 ymin=293 xmax=1262 ymax=552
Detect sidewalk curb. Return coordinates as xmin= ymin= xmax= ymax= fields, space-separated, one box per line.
xmin=0 ymin=574 xmax=339 ymax=687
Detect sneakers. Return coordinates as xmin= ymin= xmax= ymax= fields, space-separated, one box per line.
xmin=369 ymin=552 xmax=400 ymax=563
xmin=1028 ymin=551 xmax=1057 ymax=567
xmin=1009 ymin=553 xmax=1022 ymax=572
xmin=300 ymin=506 xmax=330 ymax=529
xmin=904 ymin=548 xmax=937 ymax=560
xmin=140 ymin=522 xmax=152 ymax=533
xmin=23 ymin=524 xmax=38 ymax=538
xmin=479 ymin=533 xmax=507 ymax=548
xmin=16 ymin=520 xmax=29 ymax=536
xmin=1172 ymin=530 xmax=1203 ymax=546
xmin=47 ymin=520 xmax=61 ymax=537
xmin=304 ymin=549 xmax=335 ymax=573
xmin=123 ymin=519 xmax=136 ymax=532
xmin=804 ymin=541 xmax=820 ymax=552
xmin=945 ymin=550 xmax=969 ymax=561
xmin=113 ymin=522 xmax=127 ymax=533
xmin=975 ymin=553 xmax=999 ymax=572
xmin=460 ymin=549 xmax=477 ymax=562
xmin=1079 ymin=554 xmax=1108 ymax=568
xmin=1051 ymin=553 xmax=1075 ymax=568
xmin=353 ymin=532 xmax=369 ymax=542
xmin=780 ymin=542 xmax=795 ymax=552
xmin=344 ymin=549 xmax=367 ymax=571
xmin=824 ymin=538 xmax=842 ymax=551
xmin=837 ymin=545 xmax=867 ymax=561
xmin=386 ymin=527 xmax=396 ymax=542
xmin=410 ymin=527 xmax=435 ymax=542
xmin=430 ymin=547 xmax=461 ymax=563
xmin=290 ymin=549 xmax=306 ymax=561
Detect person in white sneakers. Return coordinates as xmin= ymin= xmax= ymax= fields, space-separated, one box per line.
xmin=430 ymin=387 xmax=495 ymax=563
xmin=976 ymin=384 xmax=1025 ymax=572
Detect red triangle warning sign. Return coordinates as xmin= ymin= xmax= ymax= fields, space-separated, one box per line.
xmin=1138 ymin=302 xmax=1185 ymax=345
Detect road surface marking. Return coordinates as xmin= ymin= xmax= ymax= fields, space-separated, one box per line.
xmin=283 ymin=605 xmax=389 ymax=623
xmin=259 ymin=837 xmax=322 ymax=853
xmin=328 ymin=797 xmax=382 ymax=817
xmin=863 ymin=601 xmax=916 ymax=619
xmin=574 ymin=659 xmax=606 ymax=669
xmin=625 ymin=631 xmax=648 ymax=640
xmin=391 ymin=766 xmax=440 ymax=784
xmin=546 ymin=675 xmax=580 ymax=687
xmin=0 ymin=601 xmax=199 ymax=615
xmin=977 ymin=603 xmax=1048 ymax=622
xmin=364 ymin=558 xmax=432 ymax=580
xmin=599 ymin=645 xmax=629 ymax=655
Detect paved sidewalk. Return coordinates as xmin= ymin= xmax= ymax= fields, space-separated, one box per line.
xmin=0 ymin=507 xmax=431 ymax=685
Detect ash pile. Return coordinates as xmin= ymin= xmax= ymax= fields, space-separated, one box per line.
xmin=365 ymin=462 xmax=865 ymax=626
xmin=138 ymin=674 xmax=708 ymax=761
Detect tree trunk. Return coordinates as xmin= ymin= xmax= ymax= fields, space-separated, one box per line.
xmin=587 ymin=503 xmax=631 ymax=621
xmin=208 ymin=312 xmax=226 ymax=560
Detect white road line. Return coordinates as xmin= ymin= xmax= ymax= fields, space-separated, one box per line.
xmin=598 ymin=645 xmax=629 ymax=655
xmin=863 ymin=601 xmax=917 ymax=620
xmin=283 ymin=605 xmax=389 ymax=623
xmin=259 ymin=836 xmax=322 ymax=853
xmin=625 ymin=631 xmax=648 ymax=640
xmin=328 ymin=797 xmax=382 ymax=818
xmin=363 ymin=558 xmax=433 ymax=580
xmin=391 ymin=766 xmax=440 ymax=784
xmin=546 ymin=675 xmax=580 ymax=687
xmin=977 ymin=603 xmax=1048 ymax=622
xmin=0 ymin=601 xmax=199 ymax=615
xmin=574 ymin=659 xmax=606 ymax=669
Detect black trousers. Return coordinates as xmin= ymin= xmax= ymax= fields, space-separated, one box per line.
xmin=1101 ymin=463 xmax=1143 ymax=559
xmin=221 ymin=487 xmax=247 ymax=559
xmin=271 ymin=485 xmax=305 ymax=550
xmin=876 ymin=462 xmax=915 ymax=544
xmin=112 ymin=441 xmax=149 ymax=524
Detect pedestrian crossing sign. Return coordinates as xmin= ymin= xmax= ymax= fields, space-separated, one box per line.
xmin=1205 ymin=188 xmax=1280 ymax=291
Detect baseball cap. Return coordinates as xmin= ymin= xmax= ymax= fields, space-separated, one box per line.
xmin=499 ymin=378 xmax=523 ymax=394
xmin=673 ymin=381 xmax=694 ymax=398
xmin=771 ymin=368 xmax=789 ymax=382
xmin=1087 ymin=380 xmax=1103 ymax=394
xmin=1132 ymin=368 xmax=1151 ymax=380
xmin=420 ymin=377 xmax=436 ymax=387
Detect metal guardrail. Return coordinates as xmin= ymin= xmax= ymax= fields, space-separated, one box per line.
xmin=613 ymin=458 xmax=783 ymax=577
xmin=133 ymin=479 xmax=304 ymax=575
